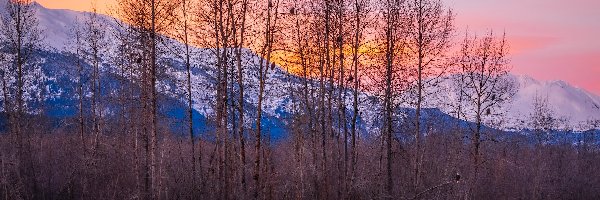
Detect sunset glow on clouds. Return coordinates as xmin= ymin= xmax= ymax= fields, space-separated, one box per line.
xmin=35 ymin=0 xmax=114 ymax=13
xmin=452 ymin=0 xmax=600 ymax=94
xmin=34 ymin=0 xmax=600 ymax=94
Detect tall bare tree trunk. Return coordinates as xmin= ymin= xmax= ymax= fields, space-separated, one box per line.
xmin=235 ymin=0 xmax=249 ymax=196
xmin=254 ymin=1 xmax=279 ymax=198
xmin=414 ymin=2 xmax=424 ymax=190
xmin=74 ymin=27 xmax=86 ymax=153
xmin=384 ymin=12 xmax=394 ymax=197
xmin=404 ymin=1 xmax=453 ymax=193
xmin=180 ymin=0 xmax=198 ymax=197
xmin=1 ymin=1 xmax=42 ymax=197
xmin=149 ymin=0 xmax=160 ymax=198
xmin=349 ymin=0 xmax=362 ymax=196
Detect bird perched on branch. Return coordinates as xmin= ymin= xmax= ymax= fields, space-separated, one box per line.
xmin=455 ymin=173 xmax=461 ymax=183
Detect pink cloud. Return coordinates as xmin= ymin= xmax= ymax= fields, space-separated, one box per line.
xmin=512 ymin=51 xmax=600 ymax=95
xmin=453 ymin=0 xmax=600 ymax=95
xmin=508 ymin=35 xmax=560 ymax=55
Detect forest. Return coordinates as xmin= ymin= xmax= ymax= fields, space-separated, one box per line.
xmin=0 ymin=0 xmax=599 ymax=199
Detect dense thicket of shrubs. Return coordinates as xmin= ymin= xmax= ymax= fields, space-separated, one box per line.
xmin=1 ymin=122 xmax=598 ymax=200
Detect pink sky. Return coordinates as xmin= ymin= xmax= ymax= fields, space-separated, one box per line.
xmin=451 ymin=0 xmax=600 ymax=95
xmin=35 ymin=0 xmax=600 ymax=95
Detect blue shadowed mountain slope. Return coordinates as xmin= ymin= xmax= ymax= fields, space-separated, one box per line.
xmin=0 ymin=47 xmax=596 ymax=146
xmin=0 ymin=47 xmax=292 ymax=139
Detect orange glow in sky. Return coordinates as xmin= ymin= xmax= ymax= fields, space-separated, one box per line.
xmin=33 ymin=0 xmax=600 ymax=95
xmin=35 ymin=0 xmax=114 ymax=14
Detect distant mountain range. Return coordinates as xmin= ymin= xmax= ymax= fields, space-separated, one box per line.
xmin=506 ymin=75 xmax=600 ymax=129
xmin=1 ymin=1 xmax=598 ymax=138
xmin=428 ymin=74 xmax=600 ymax=131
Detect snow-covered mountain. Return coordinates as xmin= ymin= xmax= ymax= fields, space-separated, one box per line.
xmin=4 ymin=1 xmax=368 ymax=138
xmin=428 ymin=74 xmax=600 ymax=131
xmin=1 ymin=1 xmax=598 ymax=136
xmin=506 ymin=75 xmax=600 ymax=130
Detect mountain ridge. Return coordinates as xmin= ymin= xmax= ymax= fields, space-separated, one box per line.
xmin=1 ymin=1 xmax=598 ymax=133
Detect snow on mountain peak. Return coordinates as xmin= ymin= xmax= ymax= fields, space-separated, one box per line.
xmin=502 ymin=74 xmax=600 ymax=130
xmin=426 ymin=73 xmax=600 ymax=131
xmin=4 ymin=2 xmax=599 ymax=132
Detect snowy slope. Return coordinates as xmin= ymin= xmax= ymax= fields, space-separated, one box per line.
xmin=507 ymin=75 xmax=600 ymax=130
xmin=2 ymin=1 xmax=598 ymax=134
xmin=22 ymin=3 xmax=376 ymax=132
xmin=0 ymin=0 xmax=116 ymax=50
xmin=427 ymin=74 xmax=600 ymax=131
xmin=1 ymin=1 xmax=308 ymax=135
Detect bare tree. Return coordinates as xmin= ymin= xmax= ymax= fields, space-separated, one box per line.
xmin=173 ymin=0 xmax=200 ymax=197
xmin=64 ymin=18 xmax=90 ymax=198
xmin=348 ymin=0 xmax=370 ymax=196
xmin=0 ymin=0 xmax=42 ymax=197
xmin=81 ymin=5 xmax=107 ymax=157
xmin=283 ymin=2 xmax=317 ymax=198
xmin=253 ymin=0 xmax=281 ymax=198
xmin=333 ymin=0 xmax=349 ymax=197
xmin=378 ymin=0 xmax=408 ymax=197
xmin=233 ymin=0 xmax=250 ymax=197
xmin=528 ymin=92 xmax=557 ymax=199
xmin=115 ymin=0 xmax=178 ymax=198
xmin=72 ymin=22 xmax=86 ymax=156
xmin=453 ymin=30 xmax=516 ymax=198
xmin=529 ymin=92 xmax=556 ymax=144
xmin=403 ymin=0 xmax=453 ymax=192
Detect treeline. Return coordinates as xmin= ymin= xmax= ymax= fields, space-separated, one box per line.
xmin=0 ymin=0 xmax=599 ymax=200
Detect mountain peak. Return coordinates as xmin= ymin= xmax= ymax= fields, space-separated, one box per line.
xmin=430 ymin=73 xmax=600 ymax=131
xmin=507 ymin=74 xmax=600 ymax=130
